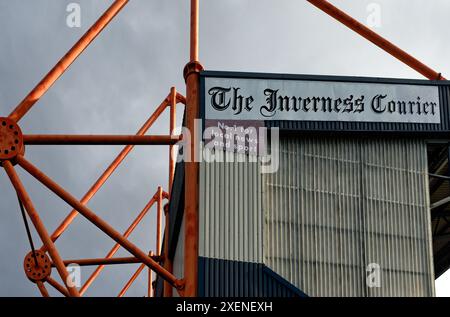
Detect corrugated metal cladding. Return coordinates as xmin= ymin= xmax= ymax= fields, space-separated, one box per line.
xmin=264 ymin=137 xmax=435 ymax=297
xmin=198 ymin=152 xmax=307 ymax=296
xmin=198 ymin=138 xmax=435 ymax=297
xmin=199 ymin=151 xmax=263 ymax=264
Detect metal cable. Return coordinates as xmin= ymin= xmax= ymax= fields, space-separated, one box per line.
xmin=16 ymin=194 xmax=38 ymax=267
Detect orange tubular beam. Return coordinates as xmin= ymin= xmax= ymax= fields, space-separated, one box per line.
xmin=190 ymin=0 xmax=199 ymax=62
xmin=156 ymin=187 xmax=163 ymax=255
xmin=24 ymin=135 xmax=181 ymax=145
xmin=176 ymin=93 xmax=187 ymax=105
xmin=57 ymin=256 xmax=161 ymax=267
xmin=163 ymin=203 xmax=173 ymax=297
xmin=3 ymin=161 xmax=80 ymax=297
xmin=307 ymin=0 xmax=445 ymax=80
xmin=8 ymin=0 xmax=130 ymax=122
xmin=36 ymin=281 xmax=50 ymax=297
xmin=118 ymin=263 xmax=146 ymax=297
xmin=148 ymin=268 xmax=154 ymax=297
xmin=169 ymin=88 xmax=177 ymax=194
xmin=183 ymin=0 xmax=201 ymax=297
xmin=43 ymin=97 xmax=170 ymax=249
xmin=46 ymin=276 xmax=70 ymax=297
xmin=16 ymin=156 xmax=183 ymax=291
xmin=80 ymin=194 xmax=157 ymax=295
xmin=151 ymin=189 xmax=161 ymax=298
xmin=148 ymin=251 xmax=155 ymax=298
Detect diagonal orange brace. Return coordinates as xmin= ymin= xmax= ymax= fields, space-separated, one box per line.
xmin=36 ymin=281 xmax=50 ymax=297
xmin=169 ymin=88 xmax=177 ymax=194
xmin=3 ymin=161 xmax=80 ymax=297
xmin=8 ymin=0 xmax=130 ymax=122
xmin=16 ymin=155 xmax=184 ymax=291
xmin=42 ymin=96 xmax=174 ymax=249
xmin=307 ymin=0 xmax=445 ymax=80
xmin=80 ymin=193 xmax=158 ymax=295
xmin=46 ymin=276 xmax=70 ymax=297
xmin=118 ymin=263 xmax=146 ymax=297
xmin=176 ymin=93 xmax=187 ymax=105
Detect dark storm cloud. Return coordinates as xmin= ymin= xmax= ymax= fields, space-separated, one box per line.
xmin=0 ymin=0 xmax=448 ymax=296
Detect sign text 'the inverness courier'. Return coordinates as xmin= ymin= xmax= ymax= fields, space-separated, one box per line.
xmin=204 ymin=77 xmax=440 ymax=124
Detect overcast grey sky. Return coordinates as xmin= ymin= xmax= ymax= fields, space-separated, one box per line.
xmin=1 ymin=0 xmax=449 ymax=297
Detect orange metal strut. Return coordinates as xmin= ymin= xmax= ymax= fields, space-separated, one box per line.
xmin=183 ymin=0 xmax=202 ymax=297
xmin=156 ymin=186 xmax=163 ymax=255
xmin=3 ymin=161 xmax=80 ymax=297
xmin=169 ymin=87 xmax=177 ymax=194
xmin=59 ymin=256 xmax=161 ymax=267
xmin=8 ymin=0 xmax=130 ymax=122
xmin=80 ymin=193 xmax=159 ymax=295
xmin=36 ymin=281 xmax=50 ymax=297
xmin=148 ymin=268 xmax=154 ymax=297
xmin=307 ymin=0 xmax=445 ymax=80
xmin=23 ymin=135 xmax=180 ymax=145
xmin=16 ymin=155 xmax=183 ymax=291
xmin=46 ymin=276 xmax=70 ymax=297
xmin=148 ymin=251 xmax=155 ymax=298
xmin=42 ymin=95 xmax=179 ymax=250
xmin=118 ymin=263 xmax=146 ymax=297
xmin=190 ymin=0 xmax=199 ymax=62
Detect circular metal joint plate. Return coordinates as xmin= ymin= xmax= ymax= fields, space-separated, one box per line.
xmin=23 ymin=250 xmax=52 ymax=283
xmin=0 ymin=117 xmax=24 ymax=163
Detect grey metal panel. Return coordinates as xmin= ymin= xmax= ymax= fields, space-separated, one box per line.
xmin=263 ymin=137 xmax=435 ymax=297
xmin=199 ymin=151 xmax=263 ymax=264
xmin=362 ymin=139 xmax=435 ymax=297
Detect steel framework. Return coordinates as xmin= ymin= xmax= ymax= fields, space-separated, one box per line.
xmin=0 ymin=0 xmax=444 ymax=297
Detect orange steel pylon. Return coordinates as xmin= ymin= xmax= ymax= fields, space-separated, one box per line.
xmin=1 ymin=0 xmax=185 ymax=297
xmin=3 ymin=83 xmax=184 ymax=297
xmin=0 ymin=0 xmax=445 ymax=297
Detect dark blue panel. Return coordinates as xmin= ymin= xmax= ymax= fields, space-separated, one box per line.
xmin=154 ymin=271 xmax=164 ymax=298
xmin=167 ymin=161 xmax=184 ymax=259
xmin=198 ymin=257 xmax=307 ymax=297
